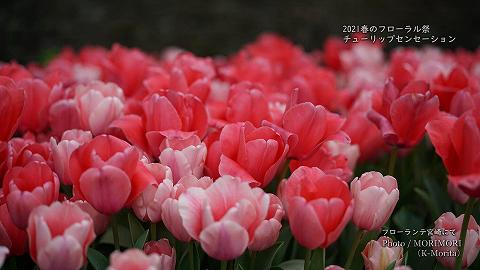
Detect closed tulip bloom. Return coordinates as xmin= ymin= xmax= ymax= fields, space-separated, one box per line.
xmin=281 ymin=102 xmax=346 ymax=159
xmin=368 ymin=80 xmax=439 ymax=148
xmin=144 ymin=239 xmax=176 ymax=270
xmin=0 ymin=203 xmax=27 ymax=255
xmin=278 ymin=166 xmax=353 ymax=249
xmin=18 ymin=78 xmax=51 ymax=133
xmin=2 ymin=161 xmax=60 ymax=229
xmin=72 ymin=200 xmax=110 ymax=235
xmin=159 ymin=131 xmax=207 ymax=183
xmin=0 ymin=76 xmax=24 ymax=141
xmin=27 ymin=201 xmax=96 ymax=270
xmin=161 ymin=175 xmax=212 ymax=242
xmin=325 ymin=266 xmax=345 ymax=270
xmin=426 ymin=111 xmax=480 ymax=197
xmin=351 ymin=171 xmax=399 ymax=231
xmin=225 ymin=82 xmax=272 ymax=126
xmin=108 ymin=249 xmax=167 ymax=270
xmin=132 ymin=163 xmax=173 ymax=223
xmin=248 ymin=193 xmax=284 ymax=251
xmin=361 ymin=236 xmax=404 ymax=270
xmin=431 ymin=212 xmax=480 ymax=269
xmin=74 ymin=81 xmax=125 ymax=135
xmin=178 ymin=176 xmax=284 ymax=260
xmin=205 ymin=121 xmax=289 ymax=187
xmin=50 ymin=129 xmax=93 ymax=185
xmin=69 ymin=135 xmax=155 ymax=215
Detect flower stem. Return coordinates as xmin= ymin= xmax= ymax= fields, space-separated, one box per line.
xmin=320 ymin=248 xmax=325 ymax=270
xmin=220 ymin=260 xmax=228 ymax=270
xmin=455 ymin=198 xmax=476 ymax=270
xmin=388 ymin=147 xmax=398 ymax=176
xmin=304 ymin=249 xmax=312 ymax=270
xmin=249 ymin=251 xmax=257 ymax=270
xmin=345 ymin=229 xmax=365 ymax=269
xmin=112 ymin=214 xmax=120 ymax=250
xmin=150 ymin=223 xmax=157 ymax=241
xmin=188 ymin=242 xmax=195 ymax=270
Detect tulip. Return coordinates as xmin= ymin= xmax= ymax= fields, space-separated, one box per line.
xmin=361 ymin=236 xmax=404 ymax=270
xmin=2 ymin=161 xmax=60 ymax=229
xmin=178 ymin=175 xmax=284 ymax=260
xmin=144 ymin=239 xmax=176 ymax=270
xmin=161 ymin=175 xmax=212 ymax=242
xmin=159 ymin=131 xmax=207 ymax=183
xmin=325 ymin=266 xmax=344 ymax=270
xmin=69 ymin=135 xmax=155 ymax=215
xmin=0 ymin=76 xmax=24 ymax=141
xmin=225 ymin=82 xmax=272 ymax=126
xmin=27 ymin=201 xmax=95 ymax=270
xmin=426 ymin=111 xmax=480 ymax=197
xmin=281 ymin=102 xmax=346 ymax=159
xmin=0 ymin=203 xmax=27 ymax=255
xmin=351 ymin=171 xmax=399 ymax=231
xmin=74 ymin=81 xmax=125 ymax=135
xmin=205 ymin=121 xmax=289 ymax=187
xmin=108 ymin=249 xmax=166 ymax=270
xmin=431 ymin=212 xmax=480 ymax=269
xmin=50 ymin=129 xmax=92 ymax=185
xmin=278 ymin=166 xmax=353 ymax=249
xmin=72 ymin=200 xmax=110 ymax=235
xmin=368 ymin=79 xmax=439 ymax=148
xmin=132 ymin=163 xmax=173 ymax=223
xmin=18 ymin=78 xmax=51 ymax=133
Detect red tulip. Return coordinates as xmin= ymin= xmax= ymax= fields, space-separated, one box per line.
xmin=69 ymin=135 xmax=155 ymax=215
xmin=426 ymin=110 xmax=480 ymax=197
xmin=18 ymin=79 xmax=51 ymax=133
xmin=0 ymin=76 xmax=24 ymax=141
xmin=27 ymin=201 xmax=95 ymax=270
xmin=278 ymin=166 xmax=353 ymax=249
xmin=280 ymin=102 xmax=346 ymax=159
xmin=368 ymin=80 xmax=439 ymax=148
xmin=143 ymin=239 xmax=176 ymax=270
xmin=225 ymin=82 xmax=272 ymax=127
xmin=3 ymin=161 xmax=60 ymax=229
xmin=205 ymin=121 xmax=289 ymax=187
xmin=0 ymin=203 xmax=27 ymax=255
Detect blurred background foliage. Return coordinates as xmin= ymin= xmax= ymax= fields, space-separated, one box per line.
xmin=1 ymin=0 xmax=479 ymax=64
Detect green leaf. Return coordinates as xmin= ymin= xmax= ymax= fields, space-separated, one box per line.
xmin=87 ymin=248 xmax=109 ymax=270
xmin=254 ymin=242 xmax=285 ymax=270
xmin=385 ymin=260 xmax=396 ymax=270
xmin=414 ymin=187 xmax=441 ymax=219
xmin=273 ymin=259 xmax=304 ymax=270
xmin=128 ymin=213 xmax=145 ymax=246
xmin=134 ymin=229 xmax=150 ymax=249
xmin=393 ymin=206 xmax=423 ymax=230
xmin=100 ymin=225 xmax=132 ymax=248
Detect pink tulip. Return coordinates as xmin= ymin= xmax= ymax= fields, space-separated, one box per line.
xmin=431 ymin=212 xmax=480 ymax=269
xmin=108 ymin=249 xmax=170 ymax=270
xmin=132 ymin=163 xmax=173 ymax=223
xmin=72 ymin=200 xmax=110 ymax=235
xmin=351 ymin=171 xmax=399 ymax=231
xmin=248 ymin=193 xmax=284 ymax=251
xmin=362 ymin=236 xmax=404 ymax=270
xmin=278 ymin=166 xmax=353 ymax=249
xmin=281 ymin=102 xmax=346 ymax=159
xmin=159 ymin=131 xmax=207 ymax=183
xmin=50 ymin=129 xmax=92 ymax=185
xmin=18 ymin=79 xmax=51 ymax=133
xmin=225 ymin=82 xmax=272 ymax=126
xmin=0 ymin=203 xmax=27 ymax=255
xmin=27 ymin=201 xmax=96 ymax=270
xmin=144 ymin=239 xmax=176 ymax=270
xmin=325 ymin=266 xmax=345 ymax=270
xmin=69 ymin=135 xmax=155 ymax=215
xmin=205 ymin=121 xmax=289 ymax=187
xmin=0 ymin=76 xmax=24 ymax=141
xmin=161 ymin=175 xmax=212 ymax=242
xmin=2 ymin=161 xmax=60 ymax=229
xmin=74 ymin=81 xmax=125 ymax=135
xmin=178 ymin=176 xmax=284 ymax=260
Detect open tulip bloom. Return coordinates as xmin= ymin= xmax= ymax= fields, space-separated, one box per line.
xmin=1 ymin=33 xmax=480 ymax=270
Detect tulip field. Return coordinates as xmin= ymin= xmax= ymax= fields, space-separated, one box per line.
xmin=1 ymin=34 xmax=480 ymax=270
